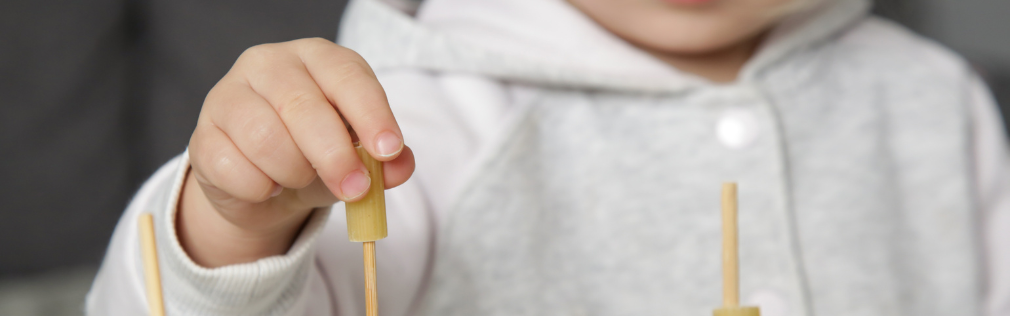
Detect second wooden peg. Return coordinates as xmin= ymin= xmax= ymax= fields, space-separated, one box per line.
xmin=714 ymin=183 xmax=760 ymax=316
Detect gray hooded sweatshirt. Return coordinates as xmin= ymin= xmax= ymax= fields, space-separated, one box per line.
xmin=86 ymin=0 xmax=1010 ymax=315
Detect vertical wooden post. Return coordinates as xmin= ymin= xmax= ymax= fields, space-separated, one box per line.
xmin=722 ymin=183 xmax=739 ymax=308
xmin=363 ymin=241 xmax=378 ymax=316
xmin=714 ymin=183 xmax=760 ymax=316
xmin=139 ymin=213 xmax=166 ymax=316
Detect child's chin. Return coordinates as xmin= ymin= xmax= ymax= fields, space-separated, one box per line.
xmin=570 ymin=0 xmax=782 ymax=54
xmin=617 ymin=18 xmax=770 ymax=55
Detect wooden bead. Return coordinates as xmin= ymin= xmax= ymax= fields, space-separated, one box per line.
xmin=345 ymin=143 xmax=388 ymax=242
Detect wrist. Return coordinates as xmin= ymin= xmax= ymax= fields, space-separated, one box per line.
xmin=176 ymin=170 xmax=312 ymax=267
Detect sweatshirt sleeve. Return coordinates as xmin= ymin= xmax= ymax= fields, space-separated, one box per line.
xmin=967 ymin=74 xmax=1010 ymax=316
xmin=85 ymin=151 xmax=333 ymax=316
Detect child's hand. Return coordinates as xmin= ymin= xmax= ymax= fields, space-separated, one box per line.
xmin=176 ymin=38 xmax=415 ymax=267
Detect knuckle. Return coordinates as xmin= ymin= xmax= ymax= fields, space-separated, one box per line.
xmin=293 ymin=38 xmax=333 ymax=58
xmin=246 ymin=122 xmax=284 ymax=158
xmin=301 ymin=37 xmax=331 ymax=46
xmin=206 ymin=154 xmax=247 ymax=197
xmin=314 ymin=145 xmax=354 ymax=176
xmin=331 ymin=60 xmax=374 ymax=85
xmin=202 ymin=87 xmax=224 ymax=110
xmin=188 ymin=128 xmax=277 ymax=202
xmin=238 ymin=44 xmax=278 ymax=66
xmin=297 ymin=37 xmax=334 ymax=52
xmin=276 ymin=91 xmax=320 ymax=117
xmin=334 ymin=45 xmax=363 ymax=60
xmin=210 ymin=150 xmax=240 ymax=179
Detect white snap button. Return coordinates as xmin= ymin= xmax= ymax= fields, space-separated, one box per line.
xmin=716 ymin=109 xmax=758 ymax=149
xmin=747 ymin=289 xmax=788 ymax=316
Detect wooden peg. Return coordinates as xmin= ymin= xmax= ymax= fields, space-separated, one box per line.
xmin=363 ymin=241 xmax=379 ymax=316
xmin=714 ymin=183 xmax=760 ymax=316
xmin=138 ymin=213 xmax=166 ymax=316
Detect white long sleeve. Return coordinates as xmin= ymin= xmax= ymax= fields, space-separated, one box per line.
xmin=85 ymin=152 xmax=335 ymax=316
xmin=969 ymin=73 xmax=1010 ymax=316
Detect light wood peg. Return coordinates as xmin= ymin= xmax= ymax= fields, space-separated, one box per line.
xmin=714 ymin=183 xmax=760 ymax=316
xmin=138 ymin=213 xmax=166 ymax=316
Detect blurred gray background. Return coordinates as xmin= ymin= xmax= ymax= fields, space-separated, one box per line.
xmin=0 ymin=0 xmax=1006 ymax=315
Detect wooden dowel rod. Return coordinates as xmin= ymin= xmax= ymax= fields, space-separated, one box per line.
xmin=138 ymin=213 xmax=166 ymax=316
xmin=364 ymin=241 xmax=378 ymax=316
xmin=721 ymin=183 xmax=739 ymax=307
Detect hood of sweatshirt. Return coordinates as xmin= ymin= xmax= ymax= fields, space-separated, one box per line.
xmin=338 ymin=1 xmax=984 ymax=316
xmin=338 ymin=0 xmax=869 ymax=93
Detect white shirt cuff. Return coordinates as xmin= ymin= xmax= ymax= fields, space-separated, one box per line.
xmin=154 ymin=150 xmax=331 ymax=315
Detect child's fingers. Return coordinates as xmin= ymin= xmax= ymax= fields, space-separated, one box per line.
xmin=206 ymin=81 xmax=316 ymax=190
xmin=382 ymin=145 xmax=415 ymax=189
xmin=287 ymin=176 xmax=341 ymax=209
xmin=234 ymin=42 xmax=368 ymax=202
xmin=297 ymin=39 xmax=405 ymax=162
xmin=189 ymin=122 xmax=278 ymax=203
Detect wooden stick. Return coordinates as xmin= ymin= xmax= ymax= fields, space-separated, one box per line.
xmin=363 ymin=241 xmax=378 ymax=316
xmin=138 ymin=213 xmax=166 ymax=316
xmin=721 ymin=183 xmax=739 ymax=308
xmin=714 ymin=183 xmax=760 ymax=316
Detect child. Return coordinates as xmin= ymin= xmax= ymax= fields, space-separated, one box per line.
xmin=87 ymin=0 xmax=1010 ymax=315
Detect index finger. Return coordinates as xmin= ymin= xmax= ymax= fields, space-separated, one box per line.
xmin=297 ymin=39 xmax=405 ymax=161
xmin=234 ymin=40 xmax=367 ymax=201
